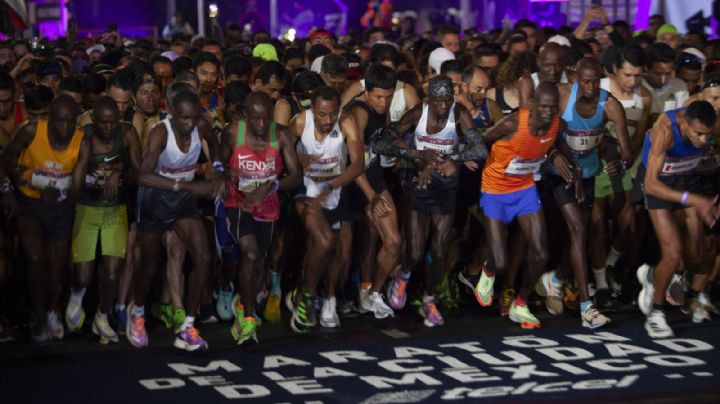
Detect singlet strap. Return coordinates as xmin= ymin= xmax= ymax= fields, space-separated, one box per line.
xmin=237 ymin=120 xmax=246 ymax=147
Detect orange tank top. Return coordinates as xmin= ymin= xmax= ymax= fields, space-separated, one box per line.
xmin=482 ymin=108 xmax=559 ymax=194
xmin=18 ymin=120 xmax=84 ymax=200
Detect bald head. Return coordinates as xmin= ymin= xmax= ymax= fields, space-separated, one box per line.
xmin=537 ymin=42 xmax=565 ymax=84
xmin=50 ymin=94 xmax=81 ymax=116
xmin=576 ymin=57 xmax=602 ymax=75
xmin=94 ymin=95 xmax=120 ymax=116
xmin=245 ymin=91 xmax=274 ymax=137
xmin=244 ymin=91 xmax=274 ymax=113
xmin=93 ymin=96 xmax=120 ymax=137
xmin=49 ymin=94 xmax=81 ymax=141
xmin=535 ymin=81 xmax=559 ymax=102
xmin=532 ymin=81 xmax=560 ymax=126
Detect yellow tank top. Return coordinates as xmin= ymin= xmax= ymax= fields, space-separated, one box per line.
xmin=18 ymin=120 xmax=84 ymax=200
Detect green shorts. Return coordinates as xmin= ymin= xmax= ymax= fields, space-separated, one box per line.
xmin=594 ymin=160 xmax=633 ymax=199
xmin=72 ymin=204 xmax=128 ymax=263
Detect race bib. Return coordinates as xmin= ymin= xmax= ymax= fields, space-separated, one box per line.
xmin=697 ymin=153 xmax=720 ymax=174
xmin=238 ymin=173 xmax=276 ymax=193
xmin=31 ymin=170 xmax=71 ymax=191
xmin=416 ymin=134 xmax=456 ymax=155
xmin=308 ymin=156 xmax=342 ymax=178
xmin=566 ymin=129 xmax=603 ymax=153
xmin=661 ymin=156 xmax=703 ymax=176
xmin=159 ymin=165 xmax=196 ymax=181
xmin=505 ymin=157 xmax=545 ymax=177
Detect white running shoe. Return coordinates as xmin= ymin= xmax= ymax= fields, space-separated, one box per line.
xmin=636 ymin=264 xmax=655 ymax=315
xmin=47 ymin=311 xmax=64 ymax=340
xmin=581 ymin=304 xmax=610 ymax=329
xmin=92 ymin=313 xmax=119 ymax=344
xmin=645 ymin=309 xmax=673 ymax=339
xmin=361 ymin=292 xmax=395 ymax=319
xmin=320 ymin=297 xmax=340 ymax=328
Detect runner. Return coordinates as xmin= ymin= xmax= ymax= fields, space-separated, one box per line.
xmin=346 ymin=64 xmax=402 ymax=319
xmin=375 ymin=76 xmax=488 ymax=327
xmin=537 ymin=57 xmax=631 ymax=328
xmin=287 ymin=85 xmax=366 ymax=332
xmin=0 ymin=95 xmax=90 ymax=345
xmin=65 ymin=96 xmax=142 ymax=344
xmin=478 ymin=82 xmax=565 ymax=329
xmin=127 ymin=90 xmax=223 ymax=352
xmin=221 ymin=92 xmax=300 ymax=344
xmin=635 ymin=100 xmax=719 ymax=338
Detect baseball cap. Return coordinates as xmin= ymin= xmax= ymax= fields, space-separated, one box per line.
xmin=252 ymin=44 xmax=278 ymax=62
xmin=428 ymin=47 xmax=455 ymax=74
xmin=657 ymin=24 xmax=678 ymax=37
xmin=547 ymin=35 xmax=571 ymax=47
xmin=90 ymin=64 xmax=114 ymax=75
xmin=86 ymin=44 xmax=106 ymax=56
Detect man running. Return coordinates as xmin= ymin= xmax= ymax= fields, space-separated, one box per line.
xmin=591 ymin=44 xmax=652 ymax=306
xmin=127 ymin=90 xmax=222 ymax=352
xmin=287 ymin=86 xmax=366 ymax=332
xmin=0 ymin=95 xmax=90 ymax=345
xmin=346 ymin=64 xmax=402 ymax=319
xmin=635 ymin=100 xmax=719 ymax=338
xmin=375 ymin=76 xmax=488 ymax=327
xmin=221 ymin=92 xmax=301 ymax=344
xmin=537 ymin=57 xmax=631 ymax=328
xmin=479 ymin=83 xmax=565 ymax=328
xmin=64 ymin=96 xmax=142 ymax=344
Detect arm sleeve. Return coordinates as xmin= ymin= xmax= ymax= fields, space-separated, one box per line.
xmin=372 ymin=127 xmax=408 ymax=159
xmin=448 ymin=127 xmax=489 ymax=162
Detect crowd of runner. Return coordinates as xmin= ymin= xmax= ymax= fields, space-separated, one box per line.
xmin=0 ymin=6 xmax=718 ymax=352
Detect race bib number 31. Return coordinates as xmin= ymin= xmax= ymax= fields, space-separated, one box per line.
xmin=566 ymin=130 xmax=603 ymax=153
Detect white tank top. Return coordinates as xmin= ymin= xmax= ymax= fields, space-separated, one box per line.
xmin=601 ymin=77 xmax=644 ymax=139
xmin=156 ymin=118 xmax=201 ymax=181
xmin=531 ymin=71 xmax=569 ymax=88
xmin=413 ymin=102 xmax=458 ymax=155
xmin=299 ymin=109 xmax=345 ymax=210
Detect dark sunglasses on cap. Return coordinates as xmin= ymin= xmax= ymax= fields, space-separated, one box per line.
xmin=678 ymin=53 xmax=701 ymax=66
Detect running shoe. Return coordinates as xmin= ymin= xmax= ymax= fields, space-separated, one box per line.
xmin=320 ymin=298 xmax=340 ymax=328
xmin=581 ymin=304 xmax=610 ymax=329
xmin=92 ymin=313 xmax=119 ymax=345
xmin=285 ymin=289 xmax=297 ymax=312
xmin=475 ymin=265 xmax=495 ymax=307
xmin=158 ymin=303 xmax=174 ymax=329
xmin=689 ymin=298 xmax=711 ymax=324
xmin=126 ymin=304 xmax=148 ymax=348
xmin=499 ymin=288 xmax=516 ymax=317
xmin=439 ymin=275 xmax=461 ymax=309
xmin=386 ymin=271 xmax=410 ymax=310
xmin=607 ymin=265 xmax=623 ymax=296
xmin=199 ymin=304 xmax=219 ymax=324
xmin=216 ymin=283 xmax=235 ymax=322
xmin=30 ymin=314 xmax=50 ymax=347
xmin=703 ymin=300 xmax=720 ymax=316
xmin=636 ymin=264 xmax=655 ymax=315
xmin=508 ymin=301 xmax=541 ymax=329
xmin=538 ymin=272 xmax=564 ymax=315
xmin=0 ymin=316 xmax=13 ymax=343
xmin=361 ymin=292 xmax=395 ymax=319
xmin=666 ymin=273 xmax=685 ymax=307
xmin=419 ymin=298 xmax=445 ymax=327
xmin=47 ymin=311 xmax=64 ymax=340
xmin=645 ymin=309 xmax=673 ymax=339
xmin=174 ymin=326 xmax=208 ymax=352
xmin=65 ymin=298 xmax=85 ymax=332
xmin=115 ymin=306 xmax=127 ymax=336
xmin=264 ymin=290 xmax=282 ymax=324
xmin=457 ymin=268 xmax=480 ymax=294
xmin=231 ymin=317 xmax=258 ymax=345
xmin=290 ymin=293 xmax=316 ymax=333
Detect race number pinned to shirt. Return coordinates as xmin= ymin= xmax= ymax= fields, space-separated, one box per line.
xmin=237 ymin=155 xmax=277 ymax=193
xmin=159 ymin=165 xmax=197 ymax=181
xmin=565 ymin=129 xmax=604 ymax=153
xmin=661 ymin=155 xmax=704 ymax=176
xmin=506 ymin=156 xmax=545 ymax=177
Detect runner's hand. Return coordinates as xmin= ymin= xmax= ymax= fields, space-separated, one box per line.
xmin=412 ymin=150 xmax=440 ymax=165
xmin=693 ymin=194 xmax=720 ymax=228
xmin=551 ymin=153 xmax=574 ymax=184
xmin=102 ymin=171 xmax=121 ymax=201
xmin=367 ymin=193 xmax=391 ymax=219
xmin=436 ymin=159 xmax=457 ymax=177
xmin=464 ymin=160 xmax=480 ymax=171
xmin=604 ymin=160 xmax=624 ymax=176
xmin=298 ymin=154 xmax=322 ymax=174
xmin=305 ymin=188 xmax=330 ymax=213
xmin=574 ymin=176 xmax=585 ymax=204
xmin=243 ymin=182 xmax=271 ymax=209
xmin=413 ymin=165 xmax=433 ymax=189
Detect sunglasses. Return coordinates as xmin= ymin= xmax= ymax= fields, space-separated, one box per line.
xmin=701 ymin=80 xmax=720 ymax=90
xmin=678 ymin=54 xmax=701 ymax=66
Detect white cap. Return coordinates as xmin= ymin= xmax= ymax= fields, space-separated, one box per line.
xmin=682 ymin=47 xmax=707 ymax=63
xmin=311 ymin=55 xmax=324 ymax=73
xmin=161 ymin=51 xmax=179 ymax=61
xmin=429 ymin=47 xmax=455 ymax=74
xmin=547 ymin=35 xmax=571 ymax=47
xmin=86 ymin=44 xmax=106 ymax=56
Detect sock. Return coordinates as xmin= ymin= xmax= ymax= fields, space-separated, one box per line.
xmin=422 ymin=294 xmax=435 ymax=303
xmin=131 ymin=305 xmax=144 ymax=317
xmin=270 ymin=271 xmax=281 ymax=295
xmin=606 ymin=246 xmax=622 ymax=267
xmin=551 ymin=271 xmax=563 ymax=287
xmin=652 ymin=303 xmax=664 ymax=312
xmin=580 ymin=300 xmax=592 ymax=312
xmin=360 ymin=282 xmax=372 ymax=291
xmin=699 ymin=293 xmax=710 ymax=305
xmin=69 ymin=287 xmax=86 ymax=307
xmin=181 ymin=315 xmax=195 ymax=330
xmin=592 ymin=267 xmax=608 ymax=289
xmin=256 ymin=290 xmax=269 ymax=304
xmin=514 ymin=296 xmax=527 ymax=307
